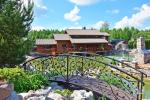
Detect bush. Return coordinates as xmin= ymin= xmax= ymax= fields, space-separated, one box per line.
xmin=0 ymin=67 xmax=49 ymax=93
xmin=98 ymin=72 xmax=136 ymax=95
xmin=54 ymin=89 xmax=73 ymax=99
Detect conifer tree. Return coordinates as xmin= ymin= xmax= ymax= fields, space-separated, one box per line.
xmin=0 ymin=0 xmax=34 ymax=66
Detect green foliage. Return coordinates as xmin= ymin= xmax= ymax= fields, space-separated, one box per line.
xmin=98 ymin=72 xmax=123 ymax=88
xmin=0 ymin=67 xmax=49 ymax=93
xmin=109 ymin=27 xmax=139 ymax=41
xmin=101 ymin=27 xmax=150 ymax=49
xmin=28 ymin=29 xmax=64 ymax=41
xmin=98 ymin=72 xmax=136 ymax=95
xmin=54 ymin=89 xmax=73 ymax=97
xmin=102 ymin=95 xmax=106 ymax=100
xmin=145 ymin=39 xmax=150 ymax=49
xmin=0 ymin=0 xmax=34 ymax=66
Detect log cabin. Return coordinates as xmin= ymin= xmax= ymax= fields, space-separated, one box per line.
xmin=35 ymin=28 xmax=112 ymax=55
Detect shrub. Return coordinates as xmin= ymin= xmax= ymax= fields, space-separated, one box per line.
xmin=54 ymin=89 xmax=73 ymax=98
xmin=0 ymin=67 xmax=49 ymax=93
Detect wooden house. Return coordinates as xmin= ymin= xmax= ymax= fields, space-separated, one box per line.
xmin=35 ymin=29 xmax=112 ymax=55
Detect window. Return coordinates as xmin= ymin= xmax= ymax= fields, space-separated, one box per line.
xmin=44 ymin=45 xmax=52 ymax=49
xmin=62 ymin=44 xmax=67 ymax=48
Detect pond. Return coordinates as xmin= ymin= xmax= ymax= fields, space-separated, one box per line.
xmin=143 ymin=78 xmax=150 ymax=99
xmin=107 ymin=53 xmax=135 ymax=62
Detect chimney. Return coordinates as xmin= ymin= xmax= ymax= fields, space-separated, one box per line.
xmin=137 ymin=37 xmax=145 ymax=50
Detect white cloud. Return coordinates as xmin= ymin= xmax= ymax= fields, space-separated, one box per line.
xmin=133 ymin=7 xmax=140 ymax=11
xmin=34 ymin=0 xmax=47 ymax=10
xmin=115 ymin=4 xmax=150 ymax=28
xmin=69 ymin=0 xmax=100 ymax=6
xmin=107 ymin=9 xmax=120 ymax=14
xmin=93 ymin=21 xmax=108 ymax=29
xmin=64 ymin=6 xmax=81 ymax=22
xmin=23 ymin=0 xmax=47 ymax=11
xmin=144 ymin=26 xmax=150 ymax=30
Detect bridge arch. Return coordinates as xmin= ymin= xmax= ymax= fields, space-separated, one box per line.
xmin=23 ymin=54 xmax=146 ymax=100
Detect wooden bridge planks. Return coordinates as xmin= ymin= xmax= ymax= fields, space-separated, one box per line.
xmin=52 ymin=75 xmax=136 ymax=100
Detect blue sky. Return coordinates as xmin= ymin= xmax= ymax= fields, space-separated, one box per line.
xmin=30 ymin=0 xmax=150 ymax=30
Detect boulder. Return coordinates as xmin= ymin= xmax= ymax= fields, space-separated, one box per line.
xmin=18 ymin=92 xmax=41 ymax=100
xmin=18 ymin=93 xmax=29 ymax=100
xmin=27 ymin=96 xmax=45 ymax=100
xmin=6 ymin=91 xmax=19 ymax=100
xmin=0 ymin=83 xmax=14 ymax=100
xmin=50 ymin=82 xmax=63 ymax=90
xmin=70 ymin=90 xmax=94 ymax=100
xmin=46 ymin=92 xmax=66 ymax=100
xmin=35 ymin=87 xmax=51 ymax=95
xmin=18 ymin=87 xmax=51 ymax=100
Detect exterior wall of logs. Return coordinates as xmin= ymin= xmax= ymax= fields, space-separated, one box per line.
xmin=35 ymin=29 xmax=112 ymax=55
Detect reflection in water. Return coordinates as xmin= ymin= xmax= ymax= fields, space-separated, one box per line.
xmin=143 ymin=78 xmax=150 ymax=99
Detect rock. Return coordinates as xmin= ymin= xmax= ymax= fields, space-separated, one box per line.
xmin=18 ymin=87 xmax=51 ymax=100
xmin=28 ymin=90 xmax=35 ymax=94
xmin=0 ymin=83 xmax=14 ymax=100
xmin=46 ymin=92 xmax=66 ymax=100
xmin=6 ymin=91 xmax=19 ymax=100
xmin=19 ymin=92 xmax=41 ymax=100
xmin=17 ymin=95 xmax=23 ymax=100
xmin=50 ymin=82 xmax=63 ymax=90
xmin=51 ymin=85 xmax=63 ymax=90
xmin=50 ymin=82 xmax=58 ymax=87
xmin=35 ymin=87 xmax=52 ymax=95
xmin=27 ymin=96 xmax=45 ymax=100
xmin=18 ymin=93 xmax=29 ymax=100
xmin=70 ymin=90 xmax=94 ymax=100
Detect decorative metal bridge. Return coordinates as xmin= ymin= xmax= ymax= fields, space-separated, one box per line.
xmin=23 ymin=54 xmax=147 ymax=100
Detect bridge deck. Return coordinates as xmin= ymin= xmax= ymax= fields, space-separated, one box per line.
xmin=52 ymin=75 xmax=136 ymax=100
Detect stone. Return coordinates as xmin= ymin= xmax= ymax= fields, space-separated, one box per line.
xmin=46 ymin=92 xmax=66 ymax=100
xmin=51 ymin=85 xmax=63 ymax=90
xmin=18 ymin=93 xmax=29 ymax=100
xmin=50 ymin=82 xmax=63 ymax=90
xmin=50 ymin=82 xmax=58 ymax=88
xmin=35 ymin=87 xmax=52 ymax=95
xmin=0 ymin=83 xmax=14 ymax=100
xmin=27 ymin=96 xmax=45 ymax=100
xmin=70 ymin=90 xmax=94 ymax=100
xmin=6 ymin=91 xmax=19 ymax=100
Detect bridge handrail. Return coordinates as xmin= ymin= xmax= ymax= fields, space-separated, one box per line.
xmin=96 ymin=54 xmax=147 ymax=76
xmin=23 ymin=54 xmax=144 ymax=84
xmin=22 ymin=54 xmax=146 ymax=100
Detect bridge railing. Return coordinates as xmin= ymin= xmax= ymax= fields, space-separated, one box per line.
xmin=22 ymin=54 xmax=146 ymax=100
xmin=92 ymin=54 xmax=147 ymax=100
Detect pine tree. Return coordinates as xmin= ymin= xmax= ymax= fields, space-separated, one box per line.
xmin=0 ymin=0 xmax=34 ymax=66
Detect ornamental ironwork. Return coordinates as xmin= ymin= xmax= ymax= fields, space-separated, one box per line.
xmin=23 ymin=54 xmax=147 ymax=100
